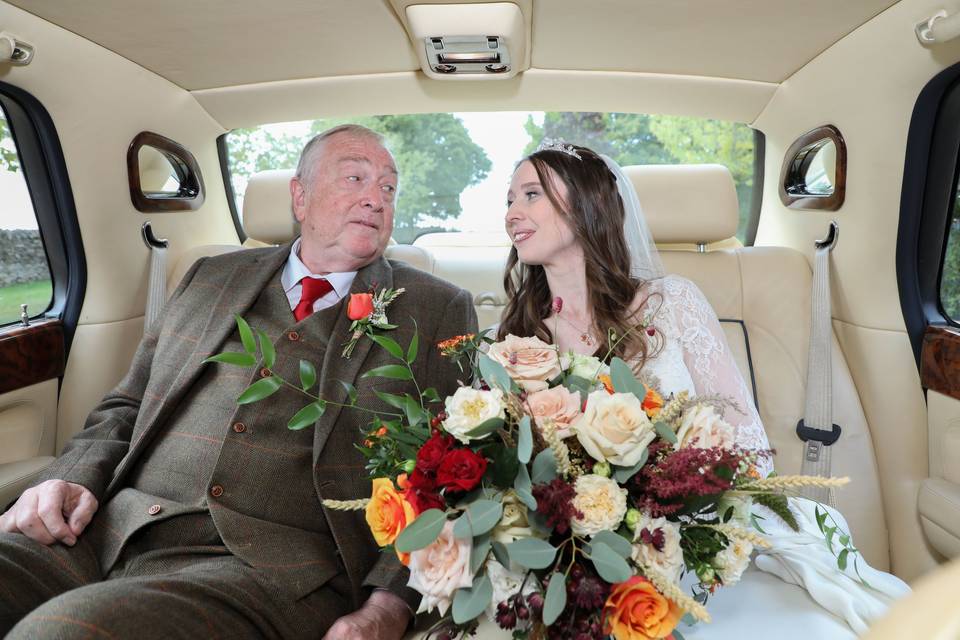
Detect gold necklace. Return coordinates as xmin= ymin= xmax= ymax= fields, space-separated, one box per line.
xmin=556 ymin=312 xmax=595 ymax=347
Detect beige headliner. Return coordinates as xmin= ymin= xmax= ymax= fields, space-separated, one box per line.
xmin=6 ymin=0 xmax=899 ymax=127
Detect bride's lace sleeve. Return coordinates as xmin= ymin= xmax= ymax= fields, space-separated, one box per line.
xmin=661 ymin=276 xmax=774 ymax=476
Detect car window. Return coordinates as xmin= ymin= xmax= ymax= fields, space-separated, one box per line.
xmin=0 ymin=106 xmax=52 ymax=325
xmin=224 ymin=112 xmax=756 ymax=245
xmin=941 ymin=181 xmax=960 ymax=322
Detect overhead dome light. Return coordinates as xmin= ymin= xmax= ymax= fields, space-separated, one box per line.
xmin=393 ymin=1 xmax=530 ymax=80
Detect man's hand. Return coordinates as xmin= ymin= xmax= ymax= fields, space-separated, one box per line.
xmin=323 ymin=590 xmax=412 ymax=640
xmin=0 ymin=479 xmax=98 ymax=546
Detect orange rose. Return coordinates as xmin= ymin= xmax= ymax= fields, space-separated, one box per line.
xmin=365 ymin=477 xmax=416 ymax=565
xmin=642 ymin=386 xmax=663 ymax=419
xmin=347 ymin=293 xmax=375 ymax=320
xmin=603 ymin=576 xmax=682 ymax=640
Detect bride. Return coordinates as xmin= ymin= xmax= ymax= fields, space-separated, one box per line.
xmin=488 ymin=140 xmax=908 ymax=639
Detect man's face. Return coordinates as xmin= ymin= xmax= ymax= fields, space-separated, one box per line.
xmin=290 ymin=133 xmax=398 ymax=272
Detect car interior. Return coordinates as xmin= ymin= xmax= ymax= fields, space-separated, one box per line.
xmin=2 ymin=0 xmax=960 ymax=634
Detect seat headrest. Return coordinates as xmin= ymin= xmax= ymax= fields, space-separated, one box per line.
xmin=623 ymin=164 xmax=740 ymax=244
xmin=242 ymin=169 xmax=298 ymax=245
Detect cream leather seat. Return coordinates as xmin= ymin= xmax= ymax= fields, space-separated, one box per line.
xmin=628 ymin=163 xmax=889 ymax=570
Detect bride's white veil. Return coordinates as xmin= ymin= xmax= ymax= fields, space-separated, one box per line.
xmin=599 ymin=154 xmax=665 ymax=281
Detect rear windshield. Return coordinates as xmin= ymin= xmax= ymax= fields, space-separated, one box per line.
xmin=224 ymin=112 xmax=757 ymax=245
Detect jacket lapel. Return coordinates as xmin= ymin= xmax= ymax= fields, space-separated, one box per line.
xmin=109 ymin=244 xmax=292 ymax=493
xmin=313 ymin=257 xmax=394 ymax=463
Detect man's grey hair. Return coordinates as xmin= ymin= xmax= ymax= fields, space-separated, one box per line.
xmin=294 ymin=124 xmax=386 ymax=183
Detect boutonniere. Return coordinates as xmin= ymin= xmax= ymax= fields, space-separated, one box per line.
xmin=342 ymin=287 xmax=405 ymax=358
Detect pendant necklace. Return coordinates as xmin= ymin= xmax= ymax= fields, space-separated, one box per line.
xmin=552 ymin=297 xmax=595 ymax=347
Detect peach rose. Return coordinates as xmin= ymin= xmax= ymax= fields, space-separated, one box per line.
xmin=675 ymin=404 xmax=735 ymax=450
xmin=603 ymin=576 xmax=682 ymax=640
xmin=527 ymin=386 xmax=582 ymax=438
xmin=407 ymin=520 xmax=474 ymax=615
xmin=365 ymin=477 xmax=416 ymax=566
xmin=487 ymin=334 xmax=562 ymax=392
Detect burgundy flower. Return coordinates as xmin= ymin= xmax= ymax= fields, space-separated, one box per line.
xmin=436 ymin=448 xmax=488 ymax=493
xmin=416 ymin=432 xmax=454 ymax=474
xmin=532 ymin=478 xmax=582 ymax=535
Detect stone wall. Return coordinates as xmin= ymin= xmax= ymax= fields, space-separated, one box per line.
xmin=0 ymin=229 xmax=49 ymax=287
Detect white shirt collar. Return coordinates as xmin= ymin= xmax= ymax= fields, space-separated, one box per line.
xmin=280 ymin=237 xmax=358 ymax=310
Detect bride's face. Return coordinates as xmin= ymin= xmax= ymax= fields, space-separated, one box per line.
xmin=505 ymin=161 xmax=580 ymax=267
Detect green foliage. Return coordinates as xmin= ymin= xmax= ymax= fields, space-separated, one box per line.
xmin=452 ymin=574 xmax=493 ymax=624
xmin=226 ymin=114 xmax=491 ymax=244
xmin=506 ymin=538 xmax=557 ymax=569
xmin=941 ymin=208 xmax=960 ymax=320
xmin=587 ymin=541 xmax=632 ymax=583
xmin=542 ymin=572 xmax=567 ymax=626
xmin=0 ymin=115 xmax=20 ymax=173
xmin=752 ymin=492 xmax=799 ymax=532
xmin=395 ymin=508 xmax=447 ymax=552
xmin=525 ymin=112 xmax=756 ymax=241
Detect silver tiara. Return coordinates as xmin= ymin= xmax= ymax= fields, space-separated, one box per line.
xmin=536 ymin=138 xmax=582 ymax=160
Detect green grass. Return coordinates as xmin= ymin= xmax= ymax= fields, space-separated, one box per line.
xmin=0 ymin=279 xmax=52 ymax=324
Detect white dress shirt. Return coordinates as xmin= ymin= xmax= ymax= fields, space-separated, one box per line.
xmin=280 ymin=237 xmax=358 ymax=313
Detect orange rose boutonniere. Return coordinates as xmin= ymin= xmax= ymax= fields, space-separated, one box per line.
xmin=342 ymin=287 xmax=405 ymax=358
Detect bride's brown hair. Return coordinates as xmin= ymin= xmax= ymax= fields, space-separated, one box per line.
xmin=498 ymin=144 xmax=660 ymax=364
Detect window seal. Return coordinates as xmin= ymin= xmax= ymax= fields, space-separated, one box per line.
xmin=744 ymin=129 xmax=765 ymax=246
xmin=217 ymin=133 xmax=246 ymax=243
xmin=0 ymin=81 xmax=86 ymax=354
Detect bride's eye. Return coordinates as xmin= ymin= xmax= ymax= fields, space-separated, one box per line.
xmin=525 ymin=190 xmax=540 ymax=200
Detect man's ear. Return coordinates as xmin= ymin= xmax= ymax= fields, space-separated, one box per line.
xmin=290 ymin=177 xmax=306 ymax=223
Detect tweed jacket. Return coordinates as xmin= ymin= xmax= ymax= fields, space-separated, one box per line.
xmin=37 ymin=243 xmax=479 ymax=609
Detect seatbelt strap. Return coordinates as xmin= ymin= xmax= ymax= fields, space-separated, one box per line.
xmin=142 ymin=222 xmax=169 ymax=333
xmin=797 ymin=222 xmax=840 ymax=506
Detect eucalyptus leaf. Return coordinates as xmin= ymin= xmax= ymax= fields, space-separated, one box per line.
xmin=527 ymin=509 xmax=551 ymax=536
xmin=506 ymin=538 xmax=557 ymax=569
xmin=395 ymin=509 xmax=446 ymax=553
xmin=203 ymin=352 xmax=256 ymax=367
xmin=590 ymin=530 xmax=632 ymax=559
xmin=338 ymin=380 xmax=359 ymax=405
xmin=299 ymin=360 xmax=317 ymax=391
xmin=542 ymin=572 xmax=567 ymax=626
xmin=236 ymin=315 xmax=256 ymax=355
xmin=612 ymin=448 xmax=649 ymax=483
xmin=516 ymin=488 xmax=537 ymax=511
xmin=673 ymin=630 xmax=687 ymax=640
xmin=514 ymin=460 xmax=532 ymax=494
xmin=287 ymin=401 xmax=326 ymax=430
xmin=452 ymin=512 xmax=473 ymax=539
xmin=531 ymin=448 xmax=558 ymax=484
xmin=654 ymin=421 xmax=678 ymax=445
xmin=463 ymin=500 xmax=503 ymax=537
xmin=562 ymin=374 xmax=595 ymax=402
xmin=517 ymin=416 xmax=533 ymax=464
xmin=470 ymin=532 xmax=492 ymax=574
xmin=610 ymin=357 xmax=643 ymax=396
xmin=452 ymin=574 xmax=493 ymax=624
xmin=477 ymin=353 xmax=513 ymax=392
xmin=588 ymin=541 xmax=632 ymax=583
xmin=369 ymin=334 xmax=405 ymax=360
xmin=361 ymin=364 xmax=413 ymax=381
xmin=406 ymin=332 xmax=419 ymax=365
xmin=237 ymin=376 xmax=282 ymax=405
xmin=464 ymin=417 xmax=505 ymax=438
xmin=491 ymin=541 xmax=510 ymax=567
xmin=256 ymin=329 xmax=275 ymax=369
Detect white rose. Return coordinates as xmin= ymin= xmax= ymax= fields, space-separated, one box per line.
xmin=408 ymin=521 xmax=475 ymax=615
xmin=676 ymin=404 xmax=736 ymax=450
xmin=485 ymin=559 xmax=537 ymax=621
xmin=443 ymin=387 xmax=506 ymax=444
xmin=487 ymin=334 xmax=562 ymax=392
xmin=492 ymin=491 xmax=536 ymax=546
xmin=573 ymin=391 xmax=655 ymax=466
xmin=630 ymin=513 xmax=684 ymax=584
xmin=714 ymin=538 xmax=754 ymax=586
xmin=561 ymin=351 xmax=609 ymax=381
xmin=570 ymin=474 xmax=628 ymax=537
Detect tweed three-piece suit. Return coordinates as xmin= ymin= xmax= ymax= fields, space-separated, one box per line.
xmin=0 ymin=243 xmax=478 ymax=638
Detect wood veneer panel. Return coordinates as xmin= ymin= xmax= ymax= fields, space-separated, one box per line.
xmin=0 ymin=320 xmax=64 ymax=394
xmin=921 ymin=325 xmax=960 ymax=400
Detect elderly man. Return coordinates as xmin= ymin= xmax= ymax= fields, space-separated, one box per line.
xmin=0 ymin=124 xmax=478 ymax=639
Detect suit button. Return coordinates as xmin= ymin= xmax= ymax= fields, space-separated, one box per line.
xmin=287 ymin=331 xmax=300 ymax=341
xmin=210 ymin=485 xmax=224 ymax=498
xmin=232 ymin=422 xmax=246 ymax=433
xmin=148 ymin=504 xmax=162 ymax=515
xmin=259 ymin=367 xmax=271 ymax=378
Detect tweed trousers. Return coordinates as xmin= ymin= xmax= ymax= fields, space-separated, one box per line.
xmin=0 ymin=516 xmax=352 ymax=639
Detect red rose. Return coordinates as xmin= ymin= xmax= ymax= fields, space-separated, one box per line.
xmin=347 ymin=293 xmax=374 ymax=321
xmin=416 ymin=432 xmax=454 ymax=474
xmin=404 ymin=487 xmax=446 ymax=514
xmin=436 ymin=449 xmax=488 ymax=493
xmin=407 ymin=467 xmax=436 ymax=492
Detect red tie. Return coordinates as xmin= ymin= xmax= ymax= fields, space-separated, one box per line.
xmin=293 ymin=277 xmax=333 ymax=321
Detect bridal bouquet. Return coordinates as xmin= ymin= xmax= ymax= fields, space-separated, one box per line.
xmin=332 ymin=332 xmax=849 ymax=640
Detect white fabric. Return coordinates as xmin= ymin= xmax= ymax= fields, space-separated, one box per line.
xmin=280 ymin=236 xmax=357 ymax=312
xmin=753 ymin=498 xmax=911 ymax=636
xmin=600 ymin=154 xmax=665 ymax=280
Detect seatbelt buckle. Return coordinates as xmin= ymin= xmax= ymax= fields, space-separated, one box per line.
xmin=796 ymin=419 xmax=842 ymax=451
